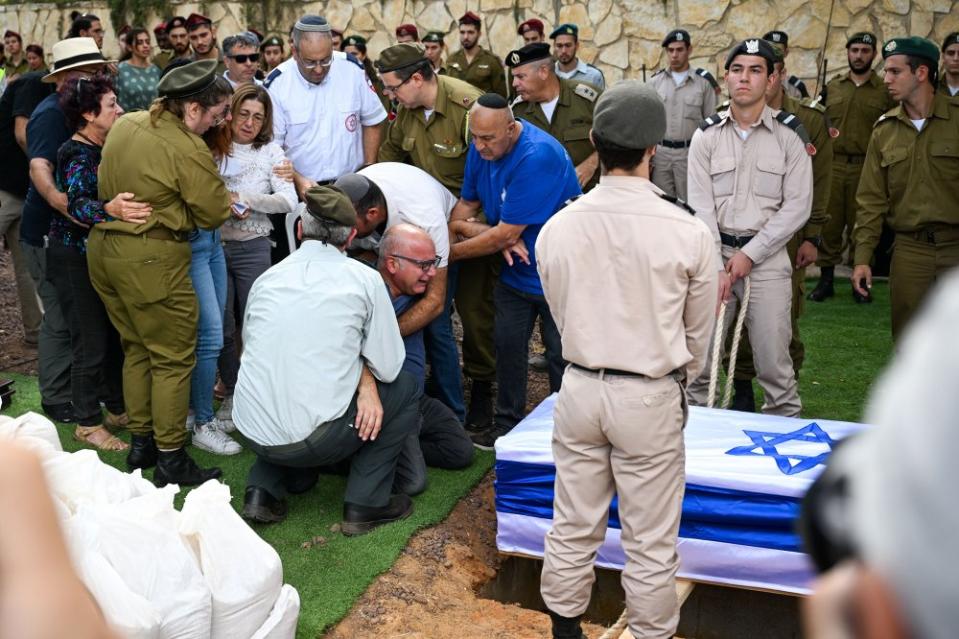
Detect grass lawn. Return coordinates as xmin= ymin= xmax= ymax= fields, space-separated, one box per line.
xmin=0 ymin=279 xmax=893 ymax=637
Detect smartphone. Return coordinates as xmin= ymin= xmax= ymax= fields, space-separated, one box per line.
xmin=231 ymin=202 xmax=250 ymax=217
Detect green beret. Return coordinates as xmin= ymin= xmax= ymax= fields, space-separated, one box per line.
xmin=157 ymin=59 xmax=218 ymax=99
xmin=375 ymin=43 xmax=426 ymax=73
xmin=260 ymin=35 xmax=284 ymax=50
xmin=725 ymin=38 xmax=777 ymax=69
xmin=343 ymin=34 xmax=367 ymax=47
xmin=549 ymin=23 xmax=578 ymax=40
xmin=505 ymin=43 xmax=551 ymax=68
xmin=422 ymin=31 xmax=444 ymax=44
xmin=846 ymin=32 xmax=876 ymax=48
xmin=593 ymin=81 xmax=665 ymax=150
xmin=303 ymin=186 xmax=357 ymax=227
xmin=882 ymin=36 xmax=939 ymax=65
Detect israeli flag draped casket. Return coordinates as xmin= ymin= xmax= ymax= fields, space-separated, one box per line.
xmin=494 ymin=395 xmax=868 ymax=595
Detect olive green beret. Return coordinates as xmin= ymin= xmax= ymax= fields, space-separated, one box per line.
xmin=343 ymin=34 xmax=367 ymax=48
xmin=592 ymin=81 xmax=665 ymax=150
xmin=303 ymin=185 xmax=357 ymax=227
xmin=157 ymin=59 xmax=218 ymax=99
xmin=260 ymin=35 xmax=284 ymax=50
xmin=550 ymin=23 xmax=578 ymax=39
xmin=846 ymin=32 xmax=877 ymax=48
xmin=375 ymin=43 xmax=426 ymax=73
xmin=882 ymin=36 xmax=939 ymax=65
xmin=422 ymin=31 xmax=444 ymax=44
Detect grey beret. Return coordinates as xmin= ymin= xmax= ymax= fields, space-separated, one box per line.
xmin=592 ymin=81 xmax=665 ymax=150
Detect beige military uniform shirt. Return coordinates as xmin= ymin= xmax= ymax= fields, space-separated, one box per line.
xmin=687 ymin=105 xmax=813 ymax=279
xmin=648 ymin=68 xmax=718 ymax=143
xmin=535 ymin=176 xmax=717 ymax=381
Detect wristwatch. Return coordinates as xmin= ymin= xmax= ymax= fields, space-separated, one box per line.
xmin=804 ymin=236 xmax=823 ymax=248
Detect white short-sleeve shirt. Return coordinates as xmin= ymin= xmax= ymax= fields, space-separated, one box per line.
xmin=358 ymin=162 xmax=457 ymax=267
xmin=267 ymin=53 xmax=387 ymax=182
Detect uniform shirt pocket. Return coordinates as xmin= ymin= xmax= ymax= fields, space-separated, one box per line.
xmin=930 ymin=140 xmax=959 ymax=183
xmin=683 ymin=94 xmax=704 ymax=122
xmin=340 ymin=100 xmax=361 ymax=134
xmin=754 ymin=157 xmax=786 ymax=200
xmin=710 ymin=156 xmax=737 ymax=197
xmin=401 ymin=136 xmax=417 ymax=152
xmin=880 ymin=146 xmax=909 ymax=194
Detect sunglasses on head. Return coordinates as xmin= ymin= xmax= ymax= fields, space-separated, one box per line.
xmin=228 ymin=53 xmax=260 ymax=64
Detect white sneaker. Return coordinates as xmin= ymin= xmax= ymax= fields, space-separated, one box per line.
xmin=192 ymin=418 xmax=242 ymax=456
xmin=216 ymin=396 xmax=236 ymax=433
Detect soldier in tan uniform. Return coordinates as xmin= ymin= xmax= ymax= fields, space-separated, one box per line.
xmin=376 ymin=44 xmax=498 ymax=430
xmin=729 ymin=40 xmax=832 ymax=411
xmin=809 ymin=32 xmax=895 ymax=303
xmin=507 ymin=42 xmax=601 ymax=190
xmin=446 ymin=11 xmax=508 ymax=99
xmin=763 ymin=31 xmax=809 ymax=99
xmin=941 ymin=33 xmax=959 ymax=97
xmin=89 ymin=60 xmax=232 ymax=486
xmin=853 ymin=36 xmax=959 ymax=341
xmin=537 ymin=82 xmax=717 ymax=639
xmin=686 ymin=38 xmax=813 ymax=417
xmin=648 ymin=29 xmax=719 ymax=200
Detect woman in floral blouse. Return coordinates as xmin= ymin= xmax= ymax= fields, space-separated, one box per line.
xmin=50 ymin=75 xmax=152 ymax=451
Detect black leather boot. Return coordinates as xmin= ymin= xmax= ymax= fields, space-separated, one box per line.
xmin=126 ymin=433 xmax=159 ymax=470
xmin=242 ymin=487 xmax=288 ymax=524
xmin=465 ymin=379 xmax=493 ymax=433
xmin=152 ymin=447 xmax=222 ymax=487
xmin=807 ymin=266 xmax=835 ymax=302
xmin=731 ymin=379 xmax=757 ymax=413
xmin=548 ymin=611 xmax=586 ymax=639
xmin=342 ymin=494 xmax=414 ymax=536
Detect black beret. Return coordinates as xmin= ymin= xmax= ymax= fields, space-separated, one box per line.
xmin=260 ymin=35 xmax=284 ymax=50
xmin=662 ymin=29 xmax=691 ymax=47
xmin=763 ymin=30 xmax=788 ymax=46
xmin=422 ymin=31 xmax=444 ymax=44
xmin=342 ymin=35 xmax=367 ymax=48
xmin=725 ymin=38 xmax=778 ymax=69
xmin=505 ymin=42 xmax=551 ymax=68
xmin=943 ymin=32 xmax=959 ymax=51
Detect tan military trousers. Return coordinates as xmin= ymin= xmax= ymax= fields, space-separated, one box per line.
xmin=687 ymin=251 xmax=801 ymax=416
xmin=650 ymin=146 xmax=690 ymax=201
xmin=890 ymin=234 xmax=959 ymax=341
xmin=87 ymin=229 xmax=198 ymax=449
xmin=541 ymin=367 xmax=686 ymax=639
xmin=818 ymin=157 xmax=864 ymax=267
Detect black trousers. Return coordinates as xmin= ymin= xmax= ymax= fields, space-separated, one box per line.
xmin=46 ymin=243 xmax=124 ymax=426
xmin=394 ymin=395 xmax=475 ymax=495
xmin=245 ymin=371 xmax=419 ymax=508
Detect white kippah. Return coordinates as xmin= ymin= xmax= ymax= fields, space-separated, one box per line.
xmin=295 ymin=16 xmax=331 ymax=33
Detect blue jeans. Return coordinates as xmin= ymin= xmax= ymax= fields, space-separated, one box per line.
xmin=188 ymin=229 xmax=227 ymax=423
xmin=423 ymin=262 xmax=465 ymax=421
xmin=493 ymin=282 xmax=564 ymax=431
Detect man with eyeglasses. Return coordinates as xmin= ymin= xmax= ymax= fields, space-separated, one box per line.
xmin=266 ymin=14 xmax=387 ymax=205
xmin=377 ymin=224 xmax=474 ymax=496
xmin=222 ymin=32 xmax=262 ymax=89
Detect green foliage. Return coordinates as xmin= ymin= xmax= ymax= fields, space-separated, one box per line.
xmin=106 ymin=0 xmax=168 ymax=30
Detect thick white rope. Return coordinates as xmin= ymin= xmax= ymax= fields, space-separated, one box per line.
xmin=707 ymin=276 xmax=751 ymax=409
xmin=598 ymin=608 xmax=629 ymax=639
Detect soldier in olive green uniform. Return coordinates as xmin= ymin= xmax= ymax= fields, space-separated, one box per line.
xmin=506 ymin=43 xmax=600 ymax=190
xmin=853 ymin=37 xmax=959 ymax=341
xmin=342 ymin=35 xmax=391 ymax=115
xmin=729 ymin=43 xmax=833 ymax=410
xmin=446 ymin=11 xmax=508 ymax=99
xmin=940 ymin=32 xmax=959 ymax=98
xmin=88 ymin=60 xmax=233 ymax=486
xmin=376 ymin=43 xmax=498 ymax=430
xmin=809 ymin=32 xmax=895 ymax=303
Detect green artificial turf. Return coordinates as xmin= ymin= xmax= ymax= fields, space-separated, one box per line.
xmin=0 ymin=279 xmax=893 ymax=636
xmin=1 ymin=374 xmax=493 ymax=638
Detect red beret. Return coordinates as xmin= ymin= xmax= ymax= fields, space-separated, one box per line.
xmin=185 ymin=13 xmax=212 ymax=30
xmin=517 ymin=19 xmax=544 ymax=36
xmin=153 ymin=22 xmax=167 ymax=34
xmin=395 ymin=23 xmax=419 ymax=39
xmin=458 ymin=12 xmax=482 ymax=27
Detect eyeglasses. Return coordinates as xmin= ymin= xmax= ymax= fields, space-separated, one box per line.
xmin=298 ymin=54 xmax=333 ymax=70
xmin=391 ymin=254 xmax=441 ymax=272
xmin=228 ymin=53 xmax=260 ymax=64
xmin=235 ymin=110 xmax=265 ymax=124
xmin=209 ymin=104 xmax=231 ymax=127
xmin=382 ymin=75 xmax=413 ymax=94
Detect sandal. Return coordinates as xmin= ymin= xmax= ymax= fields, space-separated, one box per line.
xmin=104 ymin=411 xmax=129 ymax=432
xmin=74 ymin=425 xmax=130 ymax=452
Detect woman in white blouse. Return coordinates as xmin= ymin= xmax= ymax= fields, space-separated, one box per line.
xmin=211 ymin=83 xmax=297 ymax=425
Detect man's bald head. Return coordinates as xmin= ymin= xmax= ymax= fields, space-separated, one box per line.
xmin=379 ymin=223 xmax=439 ymax=297
xmin=469 ymin=94 xmax=521 ymax=161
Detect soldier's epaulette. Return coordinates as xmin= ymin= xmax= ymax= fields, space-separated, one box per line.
xmin=800 ymin=96 xmax=826 ymax=114
xmin=344 ymin=52 xmax=364 ymax=70
xmin=658 ymin=192 xmax=696 ymax=215
xmin=699 ymin=111 xmax=728 ymax=130
xmin=695 ymin=68 xmax=720 ymax=91
xmin=263 ymin=67 xmax=282 ymax=89
xmin=573 ymin=83 xmax=598 ymax=102
xmin=787 ymin=75 xmax=809 ymax=98
xmin=874 ymin=107 xmax=901 ymax=127
xmin=830 ymin=72 xmax=844 ymax=81
xmin=509 ymin=94 xmax=526 ymax=108
xmin=652 ymin=68 xmax=666 ymax=77
xmin=716 ymin=99 xmax=730 ymax=111
xmin=775 ymin=110 xmax=817 ymax=155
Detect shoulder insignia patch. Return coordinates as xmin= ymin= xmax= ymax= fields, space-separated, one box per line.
xmin=787 ymin=75 xmax=809 ymax=98
xmin=699 ymin=111 xmax=727 ymax=131
xmin=344 ymin=52 xmax=364 ymax=70
xmin=658 ymin=192 xmax=696 ymax=215
xmin=563 ymin=194 xmax=583 ymax=207
xmin=574 ymin=83 xmax=598 ymax=102
xmin=695 ymin=67 xmax=720 ymax=91
xmin=264 ymin=67 xmax=282 ymax=89
xmin=776 ymin=110 xmax=816 ymax=155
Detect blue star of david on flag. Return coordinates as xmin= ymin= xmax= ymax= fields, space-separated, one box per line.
xmin=725 ymin=423 xmax=837 ymax=475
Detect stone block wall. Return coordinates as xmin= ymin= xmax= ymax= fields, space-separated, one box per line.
xmin=3 ymin=0 xmax=958 ymax=90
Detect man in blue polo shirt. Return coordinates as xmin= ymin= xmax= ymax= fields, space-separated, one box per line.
xmin=449 ymin=92 xmax=581 ymax=449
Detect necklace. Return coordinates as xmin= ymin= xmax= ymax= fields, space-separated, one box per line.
xmin=76 ymin=131 xmax=102 ymax=147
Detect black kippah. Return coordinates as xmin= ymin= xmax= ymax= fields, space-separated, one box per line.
xmin=477 ymin=93 xmax=508 ymax=109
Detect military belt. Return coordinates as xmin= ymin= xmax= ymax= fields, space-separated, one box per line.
xmin=100 ymin=227 xmax=186 ymax=242
xmin=720 ymin=232 xmax=755 ymax=248
xmin=900 ymin=226 xmax=959 ymax=245
xmin=834 ymin=153 xmax=866 ymax=164
xmin=569 ymin=363 xmax=683 ymax=382
xmin=660 ymin=138 xmax=692 ymax=149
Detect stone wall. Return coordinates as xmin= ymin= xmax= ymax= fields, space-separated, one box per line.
xmin=3 ymin=0 xmax=958 ymax=90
